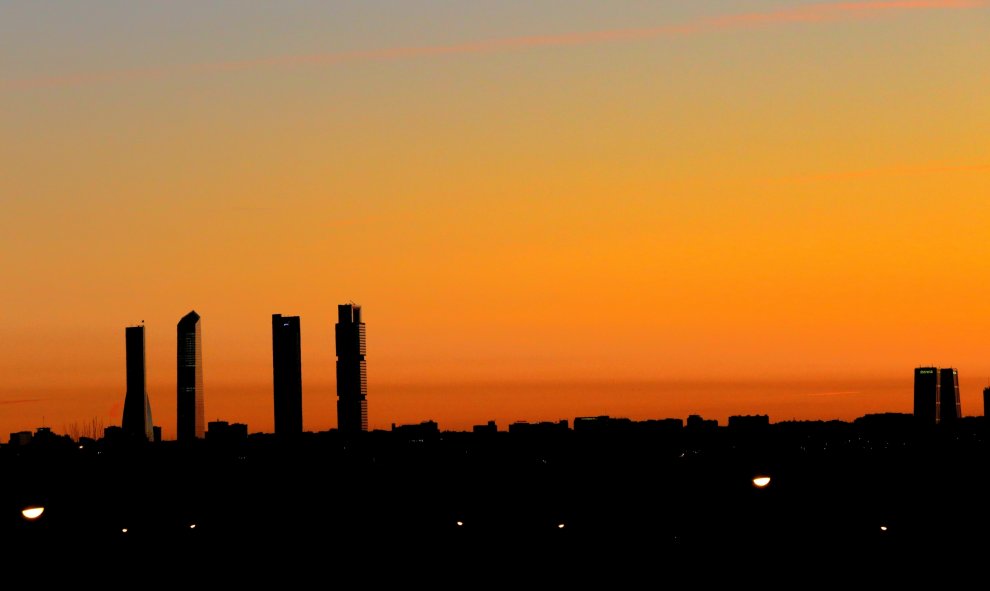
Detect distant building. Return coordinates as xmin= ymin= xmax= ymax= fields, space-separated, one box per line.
xmin=913 ymin=367 xmax=940 ymax=425
xmin=272 ymin=314 xmax=303 ymax=436
xmin=207 ymin=420 xmax=248 ymax=444
xmin=391 ymin=421 xmax=439 ymax=440
xmin=177 ymin=310 xmax=205 ymax=441
xmin=8 ymin=431 xmax=32 ymax=446
xmin=639 ymin=418 xmax=684 ymax=434
xmin=728 ymin=415 xmax=770 ymax=430
xmin=508 ymin=420 xmax=569 ymax=435
xmin=939 ymin=368 xmax=961 ymax=423
xmin=854 ymin=413 xmax=914 ymax=433
xmin=984 ymin=386 xmax=989 ymax=419
xmin=122 ymin=325 xmax=154 ymax=441
xmin=152 ymin=425 xmax=162 ymax=443
xmin=473 ymin=421 xmax=498 ymax=434
xmin=574 ymin=416 xmax=632 ymax=434
xmin=336 ymin=304 xmax=368 ymax=433
xmin=686 ymin=415 xmax=718 ymax=430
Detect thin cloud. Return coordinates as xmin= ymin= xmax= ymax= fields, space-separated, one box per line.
xmin=4 ymin=0 xmax=986 ymax=91
xmin=0 ymin=398 xmax=46 ymax=405
xmin=805 ymin=391 xmax=862 ymax=397
xmin=768 ymin=161 xmax=990 ymax=185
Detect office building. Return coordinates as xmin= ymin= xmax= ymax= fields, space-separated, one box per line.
xmin=122 ymin=325 xmax=154 ymax=441
xmin=913 ymin=367 xmax=940 ymax=425
xmin=335 ymin=304 xmax=367 ymax=433
xmin=177 ymin=310 xmax=205 ymax=441
xmin=272 ymin=314 xmax=303 ymax=435
xmin=939 ymin=368 xmax=961 ymax=423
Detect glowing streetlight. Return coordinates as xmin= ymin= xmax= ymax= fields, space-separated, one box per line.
xmin=752 ymin=476 xmax=771 ymax=488
xmin=21 ymin=506 xmax=45 ymax=520
xmin=456 ymin=521 xmax=464 ymax=527
xmin=189 ymin=524 xmax=197 ymax=529
xmin=122 ymin=528 xmax=128 ymax=533
xmin=557 ymin=523 xmax=566 ymax=529
xmin=880 ymin=526 xmax=888 ymax=532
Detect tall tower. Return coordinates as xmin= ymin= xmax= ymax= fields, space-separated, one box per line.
xmin=336 ymin=304 xmax=367 ymax=433
xmin=177 ymin=310 xmax=205 ymax=441
xmin=983 ymin=386 xmax=989 ymax=420
xmin=913 ymin=367 xmax=939 ymax=426
xmin=939 ymin=368 xmax=961 ymax=423
xmin=122 ymin=325 xmax=154 ymax=441
xmin=272 ymin=314 xmax=303 ymax=436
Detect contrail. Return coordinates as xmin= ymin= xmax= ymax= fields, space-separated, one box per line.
xmin=3 ymin=0 xmax=986 ymax=91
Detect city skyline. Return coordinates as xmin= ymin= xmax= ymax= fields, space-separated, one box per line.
xmin=3 ymin=1 xmax=989 ymax=437
xmin=14 ymin=310 xmax=990 ymax=441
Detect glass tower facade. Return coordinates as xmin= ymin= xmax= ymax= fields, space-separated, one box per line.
xmin=336 ymin=304 xmax=368 ymax=433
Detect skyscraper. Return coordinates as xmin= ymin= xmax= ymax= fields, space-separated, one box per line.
xmin=939 ymin=368 xmax=961 ymax=423
xmin=913 ymin=367 xmax=939 ymax=426
xmin=177 ymin=310 xmax=205 ymax=441
xmin=336 ymin=303 xmax=367 ymax=433
xmin=122 ymin=325 xmax=154 ymax=441
xmin=272 ymin=314 xmax=303 ymax=436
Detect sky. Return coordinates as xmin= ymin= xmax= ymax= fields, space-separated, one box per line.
xmin=2 ymin=1 xmax=989 ymax=438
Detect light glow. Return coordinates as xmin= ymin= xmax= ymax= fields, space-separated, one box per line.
xmin=753 ymin=476 xmax=772 ymax=488
xmin=21 ymin=507 xmax=45 ymax=520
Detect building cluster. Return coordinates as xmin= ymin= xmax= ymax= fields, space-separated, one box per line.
xmin=913 ymin=366 xmax=963 ymax=425
xmin=114 ymin=303 xmax=367 ymax=443
xmin=10 ymin=315 xmax=990 ymax=446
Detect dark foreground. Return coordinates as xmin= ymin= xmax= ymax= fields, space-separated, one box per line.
xmin=4 ymin=419 xmax=989 ymax=579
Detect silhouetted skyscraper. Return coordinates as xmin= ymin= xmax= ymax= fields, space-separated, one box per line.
xmin=335 ymin=304 xmax=367 ymax=433
xmin=913 ymin=367 xmax=939 ymax=426
xmin=122 ymin=325 xmax=154 ymax=441
xmin=177 ymin=310 xmax=205 ymax=441
xmin=272 ymin=314 xmax=302 ymax=436
xmin=984 ymin=386 xmax=990 ymax=420
xmin=939 ymin=368 xmax=961 ymax=423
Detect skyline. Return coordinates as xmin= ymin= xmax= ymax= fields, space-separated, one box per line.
xmin=7 ymin=308 xmax=989 ymax=439
xmin=3 ymin=1 xmax=989 ymax=437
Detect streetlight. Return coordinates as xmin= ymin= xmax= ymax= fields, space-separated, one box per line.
xmin=21 ymin=506 xmax=45 ymax=520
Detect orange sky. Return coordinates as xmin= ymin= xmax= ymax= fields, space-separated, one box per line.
xmin=2 ymin=1 xmax=988 ymax=438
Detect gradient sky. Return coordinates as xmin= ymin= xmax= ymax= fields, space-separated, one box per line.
xmin=2 ymin=1 xmax=989 ymax=438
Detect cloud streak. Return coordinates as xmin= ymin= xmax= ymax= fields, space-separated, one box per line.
xmin=768 ymin=160 xmax=990 ymax=184
xmin=3 ymin=0 xmax=986 ymax=91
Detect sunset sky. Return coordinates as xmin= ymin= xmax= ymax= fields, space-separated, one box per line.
xmin=2 ymin=1 xmax=988 ymax=438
